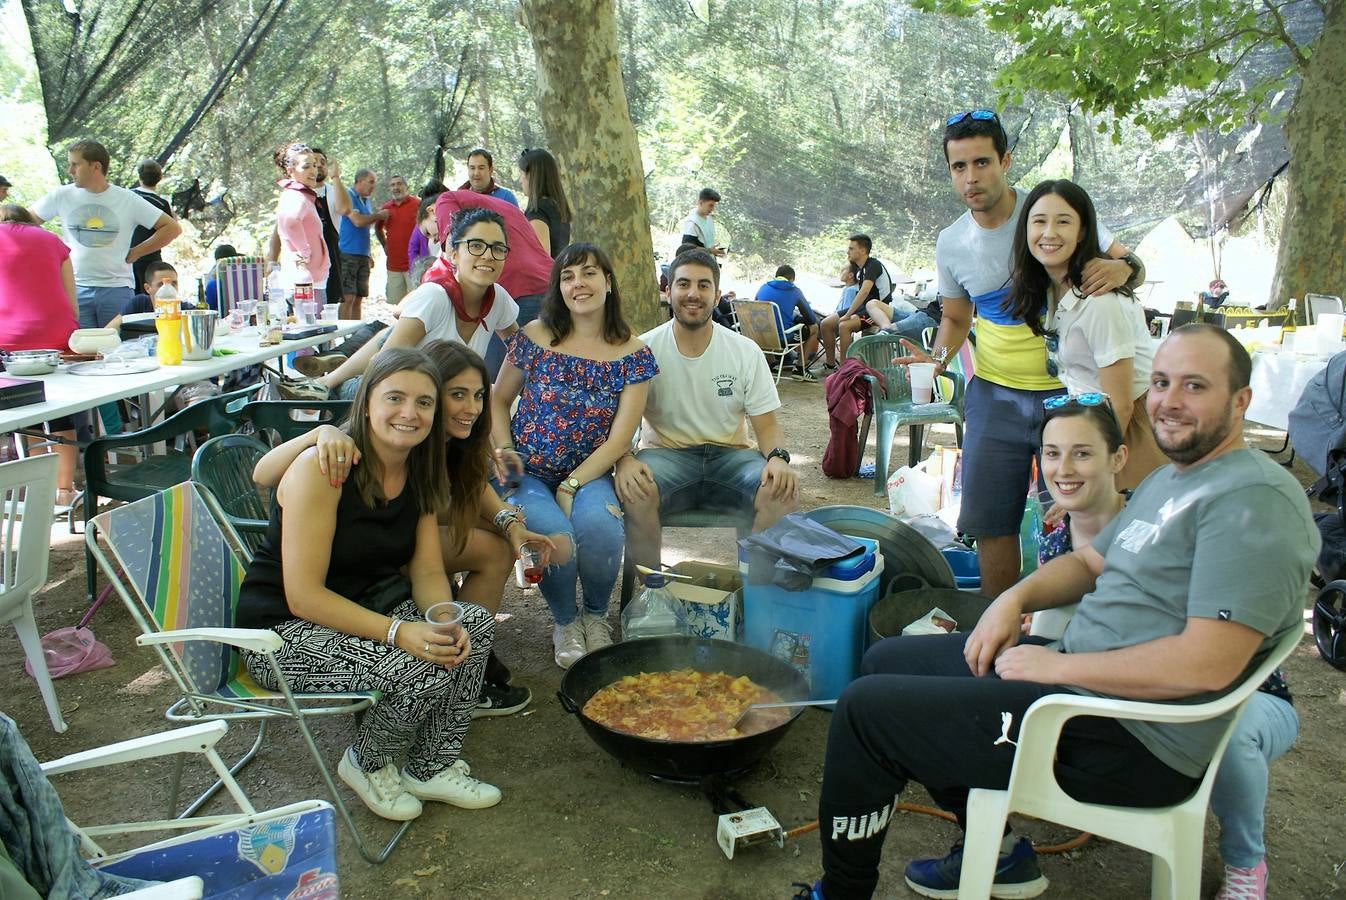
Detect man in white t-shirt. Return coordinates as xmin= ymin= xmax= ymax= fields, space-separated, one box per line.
xmin=32 ymin=140 xmax=182 ymax=328
xmin=678 ymin=188 xmax=726 ymax=258
xmin=615 ymin=248 xmax=799 ymax=571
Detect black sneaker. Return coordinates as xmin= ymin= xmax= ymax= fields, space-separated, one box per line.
xmin=903 ymin=838 xmax=1048 ymax=899
xmin=472 ymin=682 xmax=531 ymax=718
xmin=484 ymin=650 xmax=513 ymax=688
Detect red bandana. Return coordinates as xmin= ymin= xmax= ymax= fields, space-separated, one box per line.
xmin=424 ymin=255 xmax=496 ymax=324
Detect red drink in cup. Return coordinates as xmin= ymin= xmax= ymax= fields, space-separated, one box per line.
xmin=519 ymin=541 xmax=545 ymax=584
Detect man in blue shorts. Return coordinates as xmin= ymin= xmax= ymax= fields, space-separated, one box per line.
xmin=615 ymin=248 xmax=799 ymax=570
xmin=897 ymin=109 xmax=1145 ymax=597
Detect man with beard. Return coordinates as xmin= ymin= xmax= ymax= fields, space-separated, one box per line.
xmin=615 ymin=248 xmax=798 ymax=571
xmin=797 ymin=324 xmax=1317 ymax=900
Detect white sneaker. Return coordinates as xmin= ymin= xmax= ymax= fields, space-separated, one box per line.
xmin=338 ymin=747 xmax=422 ymax=821
xmin=581 ymin=610 xmax=613 ymax=652
xmin=552 ymin=620 xmax=586 ymax=668
xmin=403 ymin=759 xmax=502 ymax=809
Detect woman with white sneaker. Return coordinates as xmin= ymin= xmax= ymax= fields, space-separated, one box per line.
xmin=491 ymin=243 xmax=657 ymax=668
xmin=237 ymin=347 xmax=501 ymax=821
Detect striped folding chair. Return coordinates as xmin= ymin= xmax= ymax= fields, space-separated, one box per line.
xmin=214 ymin=256 xmax=267 ymax=316
xmin=85 ymin=481 xmax=412 ymax=863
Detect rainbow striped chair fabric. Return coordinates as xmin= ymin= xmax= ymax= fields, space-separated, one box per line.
xmin=214 ymin=256 xmax=267 ymax=316
xmin=85 ymin=481 xmax=411 ymax=864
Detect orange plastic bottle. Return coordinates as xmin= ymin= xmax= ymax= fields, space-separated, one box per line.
xmin=155 ymin=314 xmax=184 ymax=365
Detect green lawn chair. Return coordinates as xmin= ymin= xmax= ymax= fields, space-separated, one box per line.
xmin=846 ymin=333 xmax=964 ymax=496
xmin=82 ymin=384 xmax=260 ymax=599
xmin=239 ymin=399 xmax=351 ymax=447
xmin=191 ymin=434 xmax=271 ymax=559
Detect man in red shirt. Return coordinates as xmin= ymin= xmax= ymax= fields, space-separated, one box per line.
xmin=376 ymin=174 xmax=419 ymax=303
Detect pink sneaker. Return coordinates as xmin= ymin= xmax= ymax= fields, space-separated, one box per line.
xmin=1215 ymin=859 xmax=1267 ymax=900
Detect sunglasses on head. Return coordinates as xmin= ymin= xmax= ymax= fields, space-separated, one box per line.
xmin=946 ymin=109 xmax=999 ymax=127
xmin=1043 ymin=392 xmax=1111 ymax=411
xmin=1043 ymin=330 xmax=1060 ymax=378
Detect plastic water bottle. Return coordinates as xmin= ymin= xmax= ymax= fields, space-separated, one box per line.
xmin=1019 ymin=494 xmax=1042 ymax=577
xmin=266 ymin=266 xmax=286 ymax=314
xmin=621 ymin=572 xmax=686 ymax=640
xmin=153 ymin=281 xmax=180 ymax=317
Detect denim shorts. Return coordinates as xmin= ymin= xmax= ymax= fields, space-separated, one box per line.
xmin=636 ymin=445 xmax=765 ymax=518
xmin=957 ymin=377 xmax=1064 ymax=537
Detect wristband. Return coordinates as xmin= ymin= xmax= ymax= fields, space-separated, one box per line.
xmin=385 ymin=617 xmax=402 ymax=648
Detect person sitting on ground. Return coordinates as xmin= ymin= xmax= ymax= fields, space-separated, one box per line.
xmin=1008 ymin=178 xmax=1166 ymax=490
xmin=754 ymin=264 xmax=820 ymax=376
xmin=236 ymin=347 xmax=501 ymax=822
xmin=616 ymin=248 xmax=799 ymax=574
xmin=317 ymin=208 xmax=519 ymax=399
xmin=815 ymin=235 xmax=893 ymax=372
xmin=1029 ymin=396 xmax=1298 ymax=900
xmin=201 ymin=243 xmax=237 ymax=313
xmin=491 ymin=243 xmax=657 ymax=668
xmin=254 ymin=341 xmax=548 ymax=717
xmin=794 ymin=325 xmax=1318 ymax=900
xmin=0 ymin=203 xmax=80 ymax=507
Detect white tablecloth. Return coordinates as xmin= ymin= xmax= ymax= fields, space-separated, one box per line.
xmin=1246 ymin=349 xmax=1329 ymax=431
xmin=0 ymin=320 xmax=365 ymax=434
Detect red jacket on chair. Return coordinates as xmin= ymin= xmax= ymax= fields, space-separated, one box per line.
xmin=823 ymin=358 xmax=882 ymax=478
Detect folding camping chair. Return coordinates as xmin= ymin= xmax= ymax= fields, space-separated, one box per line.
xmin=213 ymin=256 xmax=267 ymax=317
xmin=85 ymin=481 xmax=411 ymax=863
xmin=732 ymin=298 xmax=807 ymax=383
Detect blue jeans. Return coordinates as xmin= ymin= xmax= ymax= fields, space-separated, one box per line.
xmin=636 ymin=445 xmax=765 ymax=518
xmin=76 ymin=284 xmax=133 ymax=328
xmin=500 ymin=473 xmax=624 ymax=625
xmin=890 ymin=310 xmax=937 ymax=343
xmin=1210 ymin=692 xmax=1299 ymax=868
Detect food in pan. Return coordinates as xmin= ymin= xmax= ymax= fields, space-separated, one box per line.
xmin=582 ymin=668 xmax=794 ymax=741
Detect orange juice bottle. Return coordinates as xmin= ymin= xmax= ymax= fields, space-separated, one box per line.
xmin=153 ymin=282 xmax=181 ymax=317
xmin=155 ymin=314 xmax=183 ymax=365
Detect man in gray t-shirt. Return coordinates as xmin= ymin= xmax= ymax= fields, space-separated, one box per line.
xmin=809 ymin=324 xmax=1317 ymax=900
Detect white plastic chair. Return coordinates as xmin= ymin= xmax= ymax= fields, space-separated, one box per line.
xmin=732 ymin=298 xmax=806 ymax=383
xmin=958 ymin=626 xmax=1301 ymax=900
xmin=36 ymin=719 xmax=337 ymax=898
xmin=0 ymin=454 xmax=67 ymax=733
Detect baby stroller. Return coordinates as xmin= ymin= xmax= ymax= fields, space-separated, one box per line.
xmin=1287 ymin=350 xmax=1346 ymax=668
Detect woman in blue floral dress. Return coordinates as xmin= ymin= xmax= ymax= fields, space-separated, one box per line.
xmin=491 ymin=243 xmax=658 ymax=668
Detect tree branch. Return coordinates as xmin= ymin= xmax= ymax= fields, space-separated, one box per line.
xmin=1260 ymin=0 xmax=1309 ymax=67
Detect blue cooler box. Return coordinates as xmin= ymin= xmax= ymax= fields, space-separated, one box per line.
xmin=741 ymin=538 xmax=883 ymax=700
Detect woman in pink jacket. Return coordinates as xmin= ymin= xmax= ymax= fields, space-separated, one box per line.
xmin=272 ymin=142 xmax=331 ymax=301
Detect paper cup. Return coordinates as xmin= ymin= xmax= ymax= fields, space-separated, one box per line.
xmin=909 ymin=363 xmax=936 ymax=404
xmin=424 ymin=601 xmax=464 ymax=631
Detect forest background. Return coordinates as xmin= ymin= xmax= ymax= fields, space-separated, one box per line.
xmin=0 ymin=0 xmax=1331 ymax=328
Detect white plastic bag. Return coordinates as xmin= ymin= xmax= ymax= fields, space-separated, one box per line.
xmin=887 ymin=457 xmax=942 ymax=518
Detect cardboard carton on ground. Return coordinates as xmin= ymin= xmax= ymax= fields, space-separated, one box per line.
xmin=669 ymin=582 xmax=740 ymax=641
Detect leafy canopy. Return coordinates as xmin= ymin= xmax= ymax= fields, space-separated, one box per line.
xmin=912 ymin=0 xmax=1316 ymax=139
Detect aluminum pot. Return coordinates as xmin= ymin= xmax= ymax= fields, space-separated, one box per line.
xmin=557 ymin=635 xmax=810 ymax=781
xmin=3 ymin=349 xmax=62 ymax=375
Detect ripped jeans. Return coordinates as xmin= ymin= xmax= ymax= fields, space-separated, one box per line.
xmin=501 ymin=473 xmax=624 ymax=625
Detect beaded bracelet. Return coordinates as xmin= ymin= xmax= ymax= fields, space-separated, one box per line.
xmin=385 ymin=617 xmax=402 ymax=648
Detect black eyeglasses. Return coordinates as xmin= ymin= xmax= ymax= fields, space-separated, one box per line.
xmin=946 ymin=109 xmax=999 ymax=127
xmin=1042 ymin=392 xmax=1111 ymax=411
xmin=453 ymin=239 xmax=510 ymax=261
xmin=1043 ymin=331 xmax=1060 ymax=378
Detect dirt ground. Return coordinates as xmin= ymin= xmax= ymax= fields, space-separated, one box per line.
xmin=5 ymin=377 xmax=1346 ymax=899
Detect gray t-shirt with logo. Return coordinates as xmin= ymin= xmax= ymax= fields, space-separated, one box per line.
xmin=1060 ymin=448 xmax=1317 ymax=777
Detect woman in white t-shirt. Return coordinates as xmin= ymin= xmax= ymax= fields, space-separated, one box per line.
xmin=319 ymin=207 xmax=519 ymax=396
xmin=1008 ymin=179 xmax=1165 ymax=489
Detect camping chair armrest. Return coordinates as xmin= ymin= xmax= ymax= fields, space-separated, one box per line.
xmin=784 ymin=322 xmax=806 ymax=338
xmin=40 ymin=722 xmax=229 ymax=777
xmin=137 ymin=627 xmax=283 ymax=654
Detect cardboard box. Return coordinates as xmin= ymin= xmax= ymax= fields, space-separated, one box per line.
xmin=670 ymin=560 xmax=742 ymax=593
xmin=716 ymin=807 xmax=783 ymax=859
xmin=0 ymin=376 xmax=46 ymax=410
xmin=670 ymin=582 xmax=740 ymax=642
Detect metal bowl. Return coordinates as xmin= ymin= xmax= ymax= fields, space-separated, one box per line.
xmin=3 ymin=349 xmax=62 ymax=375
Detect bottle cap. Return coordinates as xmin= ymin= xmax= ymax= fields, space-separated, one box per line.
xmin=643 ymin=573 xmax=668 ymax=588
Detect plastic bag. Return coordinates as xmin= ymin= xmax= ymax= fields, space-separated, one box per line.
xmin=24 ymin=627 xmax=114 ymax=679
xmin=886 ymin=458 xmax=941 ymax=519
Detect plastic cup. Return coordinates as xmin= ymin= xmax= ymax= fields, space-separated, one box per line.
xmin=299 ymin=300 xmax=319 ymax=325
xmin=518 ymin=541 xmax=545 ymax=585
xmin=909 ymin=362 xmax=936 ymax=404
xmin=1317 ymin=313 xmax=1344 ymax=354
xmin=424 ymin=601 xmax=465 ymax=631
xmin=322 ymin=303 xmax=340 ymax=324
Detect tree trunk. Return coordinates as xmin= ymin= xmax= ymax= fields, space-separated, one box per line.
xmin=1269 ymin=0 xmax=1346 ymax=310
xmin=518 ymin=0 xmax=660 ymax=330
